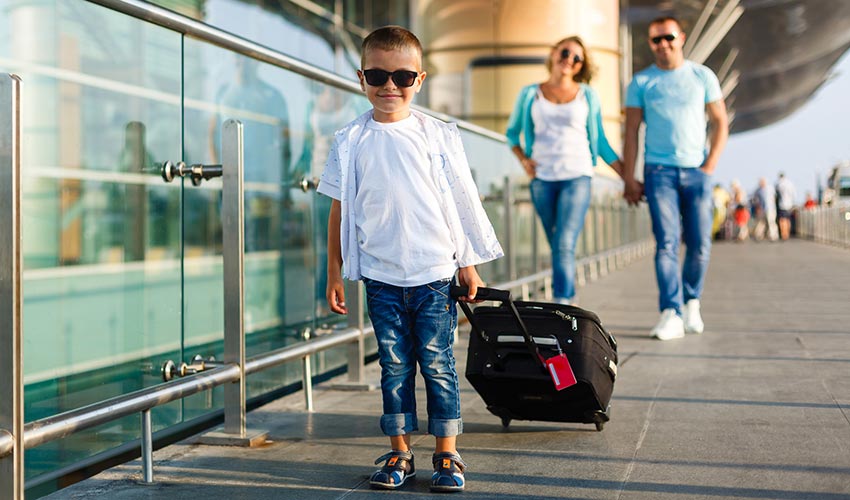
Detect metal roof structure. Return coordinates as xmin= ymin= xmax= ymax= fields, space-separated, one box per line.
xmin=624 ymin=0 xmax=850 ymax=133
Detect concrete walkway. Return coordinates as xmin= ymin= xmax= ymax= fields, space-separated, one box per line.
xmin=47 ymin=239 xmax=850 ymax=499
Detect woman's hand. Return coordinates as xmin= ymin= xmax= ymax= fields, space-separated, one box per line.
xmin=520 ymin=157 xmax=538 ymax=179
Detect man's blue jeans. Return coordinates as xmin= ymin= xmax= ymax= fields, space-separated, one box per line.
xmin=363 ymin=277 xmax=461 ymax=438
xmin=644 ymin=164 xmax=713 ymax=314
xmin=529 ymin=176 xmax=592 ymax=301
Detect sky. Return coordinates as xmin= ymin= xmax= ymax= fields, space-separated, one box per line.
xmin=717 ymin=50 xmax=850 ymax=203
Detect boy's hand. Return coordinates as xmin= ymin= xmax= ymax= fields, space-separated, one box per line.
xmin=327 ymin=277 xmax=347 ymax=315
xmin=457 ymin=266 xmax=485 ymax=303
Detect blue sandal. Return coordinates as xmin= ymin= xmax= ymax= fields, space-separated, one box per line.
xmin=369 ymin=450 xmax=415 ymax=489
xmin=430 ymin=452 xmax=466 ymax=492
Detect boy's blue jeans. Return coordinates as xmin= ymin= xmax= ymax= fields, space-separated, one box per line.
xmin=529 ymin=176 xmax=592 ymax=301
xmin=644 ymin=164 xmax=713 ymax=314
xmin=363 ymin=277 xmax=462 ymax=438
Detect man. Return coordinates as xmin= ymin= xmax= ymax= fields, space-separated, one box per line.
xmin=753 ymin=177 xmax=778 ymax=241
xmin=622 ymin=16 xmax=729 ymax=340
xmin=776 ymin=172 xmax=796 ymax=240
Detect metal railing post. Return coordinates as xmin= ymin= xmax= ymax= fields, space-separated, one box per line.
xmin=141 ymin=410 xmax=153 ymax=483
xmin=222 ymin=119 xmax=247 ymax=437
xmin=504 ymin=176 xmax=515 ymax=280
xmin=201 ymin=119 xmax=268 ymax=447
xmin=0 ymin=73 xmax=23 ymax=500
xmin=346 ymin=281 xmax=365 ymax=383
xmin=330 ymin=271 xmax=374 ymax=391
xmin=301 ymin=328 xmax=314 ymax=412
xmin=531 ymin=211 xmax=540 ymax=272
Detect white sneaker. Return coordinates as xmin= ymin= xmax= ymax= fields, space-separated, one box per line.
xmin=651 ymin=309 xmax=685 ymax=340
xmin=682 ymin=299 xmax=704 ymax=334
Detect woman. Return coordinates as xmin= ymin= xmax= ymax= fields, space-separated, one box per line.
xmin=506 ymin=36 xmax=623 ymax=305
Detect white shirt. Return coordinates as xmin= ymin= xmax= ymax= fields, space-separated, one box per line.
xmin=530 ymin=87 xmax=593 ymax=180
xmin=317 ymin=110 xmax=503 ymax=283
xmin=352 ymin=116 xmax=457 ymax=286
xmin=776 ymin=177 xmax=796 ymax=210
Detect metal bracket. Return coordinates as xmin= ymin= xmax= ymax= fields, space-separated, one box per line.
xmin=294 ymin=176 xmax=319 ymax=192
xmin=161 ymin=355 xmax=220 ymax=382
xmin=161 ymin=160 xmax=223 ymax=186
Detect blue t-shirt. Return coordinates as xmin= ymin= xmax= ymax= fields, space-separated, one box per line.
xmin=626 ymin=60 xmax=722 ymax=168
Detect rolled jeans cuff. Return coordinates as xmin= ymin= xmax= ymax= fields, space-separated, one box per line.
xmin=380 ymin=413 xmax=418 ymax=436
xmin=429 ymin=418 xmax=463 ymax=437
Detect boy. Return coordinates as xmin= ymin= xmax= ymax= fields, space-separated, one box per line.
xmin=317 ymin=26 xmax=503 ymax=492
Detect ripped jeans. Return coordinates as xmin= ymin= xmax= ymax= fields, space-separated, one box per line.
xmin=363 ymin=277 xmax=462 ymax=438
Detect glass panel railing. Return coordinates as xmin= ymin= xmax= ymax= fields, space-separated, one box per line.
xmin=0 ymin=0 xmax=185 ymax=481
xmin=177 ymin=36 xmax=375 ymax=409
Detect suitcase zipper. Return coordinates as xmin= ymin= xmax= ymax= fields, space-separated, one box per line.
xmin=551 ymin=309 xmax=579 ymax=331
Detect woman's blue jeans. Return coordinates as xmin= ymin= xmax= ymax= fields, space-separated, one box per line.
xmin=644 ymin=164 xmax=713 ymax=314
xmin=362 ymin=277 xmax=461 ymax=438
xmin=530 ymin=176 xmax=592 ymax=301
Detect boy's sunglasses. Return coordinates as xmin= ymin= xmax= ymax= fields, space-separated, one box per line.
xmin=560 ymin=49 xmax=583 ymax=64
xmin=362 ymin=69 xmax=419 ymax=88
xmin=650 ymin=33 xmax=678 ymax=44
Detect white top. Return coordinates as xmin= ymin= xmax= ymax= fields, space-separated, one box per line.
xmin=351 ymin=116 xmax=457 ymax=286
xmin=317 ymin=110 xmax=503 ymax=284
xmin=530 ymin=87 xmax=593 ymax=181
xmin=776 ymin=177 xmax=796 ymax=210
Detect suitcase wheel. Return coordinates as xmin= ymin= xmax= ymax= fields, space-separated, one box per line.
xmin=501 ymin=416 xmax=511 ymax=428
xmin=594 ymin=421 xmax=604 ymax=432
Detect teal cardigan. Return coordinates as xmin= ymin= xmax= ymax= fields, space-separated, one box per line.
xmin=505 ymin=83 xmax=619 ymax=167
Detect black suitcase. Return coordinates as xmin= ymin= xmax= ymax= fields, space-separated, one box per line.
xmin=452 ymin=286 xmax=617 ymax=431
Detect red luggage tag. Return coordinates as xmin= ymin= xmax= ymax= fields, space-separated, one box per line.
xmin=539 ymin=338 xmax=577 ymax=391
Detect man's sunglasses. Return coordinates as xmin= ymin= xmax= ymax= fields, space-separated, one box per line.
xmin=362 ymin=69 xmax=419 ymax=88
xmin=560 ymin=49 xmax=583 ymax=64
xmin=650 ymin=33 xmax=678 ymax=44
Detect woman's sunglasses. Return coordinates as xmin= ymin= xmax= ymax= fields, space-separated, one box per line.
xmin=362 ymin=69 xmax=419 ymax=88
xmin=560 ymin=49 xmax=583 ymax=65
xmin=650 ymin=33 xmax=678 ymax=44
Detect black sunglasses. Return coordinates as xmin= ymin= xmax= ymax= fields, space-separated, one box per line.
xmin=559 ymin=49 xmax=583 ymax=65
xmin=650 ymin=33 xmax=678 ymax=44
xmin=362 ymin=69 xmax=419 ymax=88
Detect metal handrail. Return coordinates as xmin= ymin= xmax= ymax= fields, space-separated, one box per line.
xmin=22 ymin=365 xmax=240 ymax=451
xmin=0 ymin=322 xmax=372 ymax=460
xmin=87 ymin=0 xmax=506 ymax=143
xmin=245 ymin=325 xmax=372 ymax=376
xmin=796 ymin=205 xmax=850 ymax=248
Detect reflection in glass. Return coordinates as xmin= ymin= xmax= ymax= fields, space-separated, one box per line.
xmin=0 ymin=0 xmax=184 ymax=485
xmin=146 ymin=0 xmax=410 ymax=77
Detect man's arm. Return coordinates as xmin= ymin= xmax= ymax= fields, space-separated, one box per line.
xmin=701 ymin=99 xmax=729 ymax=175
xmin=622 ymin=107 xmax=644 ymax=205
xmin=326 ymin=199 xmax=347 ymax=315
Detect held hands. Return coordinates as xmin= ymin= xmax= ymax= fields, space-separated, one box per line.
xmin=623 ymin=178 xmax=644 ymax=206
xmin=457 ymin=266 xmax=485 ymax=303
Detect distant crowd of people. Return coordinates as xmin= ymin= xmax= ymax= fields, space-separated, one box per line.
xmin=711 ymin=172 xmax=816 ymax=242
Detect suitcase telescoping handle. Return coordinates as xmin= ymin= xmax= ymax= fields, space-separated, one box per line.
xmin=450 ymin=285 xmax=544 ymax=368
